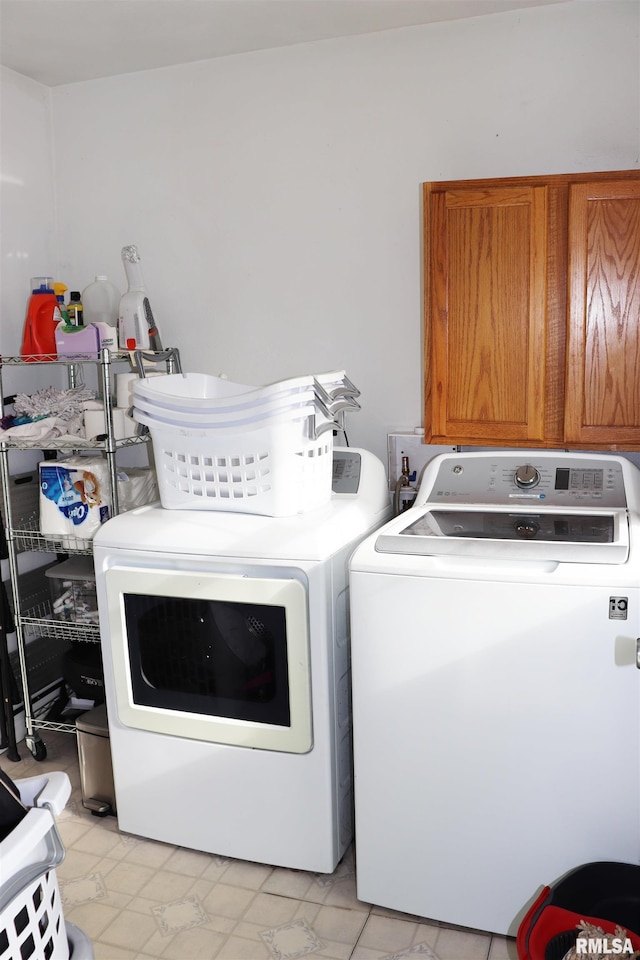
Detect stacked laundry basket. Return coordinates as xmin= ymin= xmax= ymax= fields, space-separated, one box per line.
xmin=131 ymin=369 xmax=361 ymax=516
xmin=0 ymin=772 xmax=93 ymax=960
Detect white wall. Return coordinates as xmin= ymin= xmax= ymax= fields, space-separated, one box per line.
xmin=2 ymin=0 xmax=639 ymax=465
xmin=0 ymin=68 xmax=58 ymax=387
xmin=0 ymin=66 xmax=65 ymax=432
xmin=0 ymin=69 xmax=59 ymax=579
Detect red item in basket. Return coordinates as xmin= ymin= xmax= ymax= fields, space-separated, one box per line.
xmin=516 ymin=863 xmax=640 ymax=960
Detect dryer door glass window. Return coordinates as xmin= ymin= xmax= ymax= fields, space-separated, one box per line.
xmin=124 ymin=595 xmax=290 ymax=726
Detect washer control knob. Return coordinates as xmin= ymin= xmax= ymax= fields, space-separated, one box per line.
xmin=514 ymin=464 xmax=540 ymax=489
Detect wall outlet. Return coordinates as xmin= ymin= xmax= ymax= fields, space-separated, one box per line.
xmin=387 ymin=433 xmax=458 ymax=493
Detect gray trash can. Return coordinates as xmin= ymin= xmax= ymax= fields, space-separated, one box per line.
xmin=75 ymin=704 xmax=116 ymax=816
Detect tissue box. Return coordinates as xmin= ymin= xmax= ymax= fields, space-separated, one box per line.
xmin=117 ymin=466 xmax=158 ymax=512
xmin=45 ymin=557 xmax=98 ymax=625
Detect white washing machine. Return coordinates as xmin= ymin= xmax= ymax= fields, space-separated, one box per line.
xmin=349 ymin=451 xmax=640 ymax=935
xmin=93 ymin=448 xmax=390 ymax=872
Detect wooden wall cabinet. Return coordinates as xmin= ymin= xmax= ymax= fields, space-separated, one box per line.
xmin=423 ymin=169 xmax=640 ymax=449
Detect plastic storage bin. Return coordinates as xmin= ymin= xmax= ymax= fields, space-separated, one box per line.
xmin=45 ymin=557 xmax=98 ymax=625
xmin=0 ymin=772 xmax=94 ymax=960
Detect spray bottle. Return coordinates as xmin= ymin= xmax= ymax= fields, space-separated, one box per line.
xmin=118 ymin=245 xmax=163 ymax=351
xmin=53 ymin=282 xmax=69 ymax=322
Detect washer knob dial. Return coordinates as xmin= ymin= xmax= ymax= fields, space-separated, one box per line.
xmin=514 ymin=518 xmax=539 ymax=538
xmin=514 ymin=464 xmax=540 ymax=489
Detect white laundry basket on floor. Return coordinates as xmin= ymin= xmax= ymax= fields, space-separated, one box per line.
xmin=0 ymin=772 xmax=93 ymax=960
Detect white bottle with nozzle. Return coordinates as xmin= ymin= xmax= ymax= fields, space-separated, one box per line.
xmin=81 ymin=276 xmax=120 ymax=351
xmin=82 ymin=276 xmax=120 ymax=324
xmin=118 ymin=245 xmax=162 ymax=351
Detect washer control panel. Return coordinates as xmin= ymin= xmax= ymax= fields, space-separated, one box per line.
xmin=419 ymin=455 xmax=627 ymax=508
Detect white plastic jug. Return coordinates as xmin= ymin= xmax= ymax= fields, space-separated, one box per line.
xmin=82 ymin=276 xmax=120 ymax=326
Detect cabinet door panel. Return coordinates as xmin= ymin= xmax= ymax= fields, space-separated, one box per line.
xmin=427 ymin=186 xmax=548 ymax=443
xmin=566 ymin=180 xmax=640 ymax=445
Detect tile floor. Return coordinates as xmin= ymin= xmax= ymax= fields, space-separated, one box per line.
xmin=1 ymin=731 xmax=518 ymax=960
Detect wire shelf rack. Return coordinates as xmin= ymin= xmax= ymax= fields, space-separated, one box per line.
xmin=0 ymin=435 xmax=146 ymax=452
xmin=13 ymin=518 xmax=95 ymax=555
xmin=21 ymin=615 xmax=100 ymax=644
xmin=1 ymin=352 xmax=135 ymax=366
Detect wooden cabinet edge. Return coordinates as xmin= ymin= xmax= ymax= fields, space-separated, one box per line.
xmin=425 ymin=169 xmax=640 ymax=192
xmin=422 ymin=182 xmax=435 ymax=443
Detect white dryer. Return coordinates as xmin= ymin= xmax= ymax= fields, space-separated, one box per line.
xmin=349 ymin=451 xmax=640 ymax=935
xmin=93 ymin=448 xmax=390 ymax=872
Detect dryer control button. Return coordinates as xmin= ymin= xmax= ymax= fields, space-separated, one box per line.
xmin=514 ymin=464 xmax=540 ymax=489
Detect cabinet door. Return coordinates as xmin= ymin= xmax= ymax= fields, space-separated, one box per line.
xmin=425 ymin=184 xmax=554 ymax=445
xmin=565 ymin=179 xmax=640 ymax=446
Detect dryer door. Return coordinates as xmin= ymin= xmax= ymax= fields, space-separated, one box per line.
xmin=102 ymin=566 xmax=312 ymax=753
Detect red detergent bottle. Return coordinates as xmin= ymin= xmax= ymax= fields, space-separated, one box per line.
xmin=20 ymin=277 xmax=62 ymax=360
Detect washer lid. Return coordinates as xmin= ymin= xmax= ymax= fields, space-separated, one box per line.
xmin=375 ymin=505 xmax=630 ymax=563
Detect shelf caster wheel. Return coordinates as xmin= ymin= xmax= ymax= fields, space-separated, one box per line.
xmin=26 ymin=736 xmax=47 ymax=761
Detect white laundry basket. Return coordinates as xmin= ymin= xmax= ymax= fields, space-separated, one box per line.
xmin=0 ymin=772 xmax=93 ymax=960
xmin=132 ymin=369 xmax=357 ymax=414
xmin=131 ymin=369 xmax=361 ymax=516
xmin=132 ymin=388 xmax=322 ymax=426
xmin=136 ymin=404 xmax=335 ymax=516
